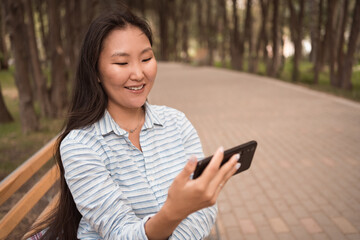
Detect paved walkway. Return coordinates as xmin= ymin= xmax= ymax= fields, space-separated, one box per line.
xmin=149 ymin=63 xmax=360 ymax=240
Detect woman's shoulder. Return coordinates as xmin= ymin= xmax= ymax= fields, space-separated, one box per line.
xmin=61 ymin=125 xmax=100 ymax=146
xmin=148 ymin=103 xmax=185 ymax=120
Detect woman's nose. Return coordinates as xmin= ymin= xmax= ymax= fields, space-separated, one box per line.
xmin=129 ymin=64 xmax=144 ymax=81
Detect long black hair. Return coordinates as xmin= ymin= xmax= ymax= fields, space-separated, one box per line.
xmin=32 ymin=8 xmax=153 ymax=240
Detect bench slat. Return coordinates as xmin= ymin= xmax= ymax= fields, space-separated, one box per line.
xmin=0 ymin=137 xmax=57 ymax=206
xmin=0 ymin=165 xmax=59 ymax=239
xmin=22 ymin=192 xmax=60 ymax=240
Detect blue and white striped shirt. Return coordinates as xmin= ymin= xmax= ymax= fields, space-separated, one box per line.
xmin=60 ymin=102 xmax=217 ymax=239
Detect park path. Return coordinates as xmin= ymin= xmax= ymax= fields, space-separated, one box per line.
xmin=149 ymin=62 xmax=360 ymax=240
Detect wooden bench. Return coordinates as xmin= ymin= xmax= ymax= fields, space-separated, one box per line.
xmin=0 ymin=137 xmax=59 ymax=239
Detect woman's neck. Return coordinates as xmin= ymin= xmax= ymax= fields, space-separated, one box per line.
xmin=107 ymin=104 xmax=145 ymax=132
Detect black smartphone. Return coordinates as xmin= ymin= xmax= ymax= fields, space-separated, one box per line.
xmin=192 ymin=140 xmax=257 ymax=179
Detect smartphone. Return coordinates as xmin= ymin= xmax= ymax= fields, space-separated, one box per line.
xmin=192 ymin=140 xmax=257 ymax=179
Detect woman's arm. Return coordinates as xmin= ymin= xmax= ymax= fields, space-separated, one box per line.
xmin=145 ymin=148 xmax=240 ymax=240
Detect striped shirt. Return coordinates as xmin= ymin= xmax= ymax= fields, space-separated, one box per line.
xmin=60 ymin=102 xmax=217 ymax=239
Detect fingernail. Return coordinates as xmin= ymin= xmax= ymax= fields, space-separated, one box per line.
xmin=235 ymin=163 xmax=241 ymax=169
xmin=235 ymin=153 xmax=240 ymax=160
xmin=189 ymin=155 xmax=197 ymax=164
xmin=218 ymin=146 xmax=224 ymax=153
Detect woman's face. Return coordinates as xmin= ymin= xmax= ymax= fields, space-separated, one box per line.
xmin=98 ymin=25 xmax=157 ymax=112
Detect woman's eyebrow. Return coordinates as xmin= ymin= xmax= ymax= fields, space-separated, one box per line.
xmin=111 ymin=47 xmax=153 ymax=58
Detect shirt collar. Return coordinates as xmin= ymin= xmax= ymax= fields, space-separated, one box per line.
xmin=96 ymin=102 xmax=164 ymax=136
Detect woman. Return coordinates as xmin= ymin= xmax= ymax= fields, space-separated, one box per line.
xmin=36 ymin=8 xmax=240 ymax=240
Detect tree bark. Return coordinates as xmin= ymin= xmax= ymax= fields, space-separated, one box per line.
xmin=206 ymin=0 xmax=215 ymax=66
xmin=3 ymin=0 xmax=38 ymax=133
xmin=48 ymin=0 xmax=68 ymax=117
xmin=157 ymin=0 xmax=170 ymax=61
xmin=288 ymin=0 xmax=305 ymax=82
xmin=267 ymin=0 xmax=280 ymax=77
xmin=333 ymin=0 xmax=349 ymax=87
xmin=196 ymin=0 xmax=206 ymax=48
xmin=314 ymin=0 xmax=324 ymax=84
xmin=254 ymin=0 xmax=269 ymax=73
xmin=231 ymin=0 xmax=242 ymax=70
xmin=244 ymin=0 xmax=254 ymax=72
xmin=181 ymin=0 xmax=190 ymax=62
xmin=35 ymin=0 xmax=49 ymax=63
xmin=0 ymin=5 xmax=9 ymax=70
xmin=24 ymin=0 xmax=52 ymax=117
xmin=0 ymin=81 xmax=13 ymax=123
xmin=340 ymin=0 xmax=360 ymax=89
xmin=217 ymin=0 xmax=228 ymax=67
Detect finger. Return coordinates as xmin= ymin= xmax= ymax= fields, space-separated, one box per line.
xmin=211 ymin=160 xmax=241 ymax=200
xmin=200 ymin=146 xmax=224 ymax=182
xmin=176 ymin=155 xmax=198 ymax=183
xmin=208 ymin=154 xmax=240 ymax=193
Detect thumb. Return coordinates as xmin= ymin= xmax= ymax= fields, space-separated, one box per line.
xmin=177 ymin=155 xmax=198 ymax=181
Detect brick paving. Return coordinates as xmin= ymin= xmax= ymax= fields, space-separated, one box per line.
xmin=149 ymin=63 xmax=360 ymax=240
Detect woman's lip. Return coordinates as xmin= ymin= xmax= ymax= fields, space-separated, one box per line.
xmin=125 ymin=84 xmax=145 ymax=93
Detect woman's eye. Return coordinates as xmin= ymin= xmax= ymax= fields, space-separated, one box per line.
xmin=142 ymin=57 xmax=152 ymax=62
xmin=116 ymin=62 xmax=128 ymax=66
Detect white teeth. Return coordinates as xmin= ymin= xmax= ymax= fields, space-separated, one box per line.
xmin=127 ymin=85 xmax=144 ymax=90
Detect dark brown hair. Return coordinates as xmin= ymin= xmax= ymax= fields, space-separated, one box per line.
xmin=34 ymin=8 xmax=152 ymax=240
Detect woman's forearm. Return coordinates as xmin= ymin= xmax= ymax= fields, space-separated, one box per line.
xmin=144 ymin=204 xmax=183 ymax=240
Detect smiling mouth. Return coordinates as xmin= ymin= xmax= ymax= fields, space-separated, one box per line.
xmin=125 ymin=85 xmax=144 ymax=90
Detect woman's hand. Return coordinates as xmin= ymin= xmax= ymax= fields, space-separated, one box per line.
xmin=145 ymin=147 xmax=240 ymax=240
xmin=162 ymin=147 xmax=240 ymax=222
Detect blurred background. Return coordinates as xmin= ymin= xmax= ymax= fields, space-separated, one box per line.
xmin=0 ymin=0 xmax=360 ymax=238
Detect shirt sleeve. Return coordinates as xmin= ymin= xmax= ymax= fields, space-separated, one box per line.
xmin=60 ymin=135 xmax=152 ymax=240
xmin=173 ymin=112 xmax=218 ymax=239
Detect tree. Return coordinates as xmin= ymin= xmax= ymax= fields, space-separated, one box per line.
xmin=267 ymin=0 xmax=280 ymax=77
xmin=157 ymin=0 xmax=170 ymax=61
xmin=217 ymin=0 xmax=229 ymax=67
xmin=244 ymin=0 xmax=254 ymax=72
xmin=3 ymin=0 xmax=38 ymax=133
xmin=206 ymin=0 xmax=216 ymax=66
xmin=0 ymin=4 xmax=9 ymax=70
xmin=288 ymin=0 xmax=306 ymax=82
xmin=339 ymin=0 xmax=360 ymax=89
xmin=23 ymin=0 xmax=52 ymax=117
xmin=314 ymin=0 xmax=324 ymax=84
xmin=230 ymin=0 xmax=243 ymax=70
xmin=181 ymin=0 xmax=190 ymax=62
xmin=254 ymin=0 xmax=269 ymax=73
xmin=47 ymin=0 xmax=68 ymax=117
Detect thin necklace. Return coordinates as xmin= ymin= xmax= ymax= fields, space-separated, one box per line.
xmin=126 ymin=108 xmax=142 ymax=134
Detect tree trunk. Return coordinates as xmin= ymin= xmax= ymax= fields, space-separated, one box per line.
xmin=288 ymin=0 xmax=305 ymax=82
xmin=309 ymin=0 xmax=318 ymax=63
xmin=0 ymin=81 xmax=13 ymax=123
xmin=3 ymin=0 xmax=38 ymax=133
xmin=196 ymin=0 xmax=205 ymax=48
xmin=24 ymin=0 xmax=52 ymax=117
xmin=314 ymin=0 xmax=324 ymax=84
xmin=254 ymin=0 xmax=269 ymax=73
xmin=334 ymin=0 xmax=349 ymax=87
xmin=244 ymin=0 xmax=254 ymax=72
xmin=35 ymin=0 xmax=49 ymax=63
xmin=340 ymin=0 xmax=360 ymax=90
xmin=217 ymin=0 xmax=228 ymax=67
xmin=157 ymin=0 xmax=170 ymax=61
xmin=231 ymin=0 xmax=242 ymax=70
xmin=206 ymin=0 xmax=215 ymax=66
xmin=48 ymin=0 xmax=68 ymax=117
xmin=329 ymin=0 xmax=340 ymax=86
xmin=0 ymin=5 xmax=9 ymax=70
xmin=267 ymin=0 xmax=280 ymax=77
xmin=181 ymin=0 xmax=190 ymax=62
